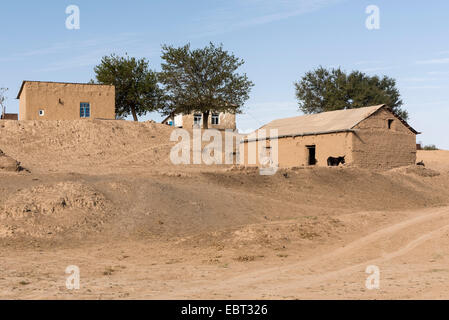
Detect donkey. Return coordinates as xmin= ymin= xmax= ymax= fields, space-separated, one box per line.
xmin=327 ymin=156 xmax=346 ymax=167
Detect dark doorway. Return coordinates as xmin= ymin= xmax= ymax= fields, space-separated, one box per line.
xmin=307 ymin=145 xmax=316 ymax=165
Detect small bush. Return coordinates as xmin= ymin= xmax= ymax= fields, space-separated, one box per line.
xmin=423 ymin=144 xmax=438 ymax=150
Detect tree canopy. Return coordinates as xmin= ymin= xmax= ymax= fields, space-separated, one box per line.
xmin=159 ymin=42 xmax=254 ymax=128
xmin=93 ymin=54 xmax=161 ymax=121
xmin=294 ymin=67 xmax=408 ymax=120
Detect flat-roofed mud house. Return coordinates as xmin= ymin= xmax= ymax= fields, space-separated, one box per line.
xmin=162 ymin=112 xmax=236 ymax=130
xmin=17 ymin=81 xmax=115 ymax=120
xmin=240 ymin=105 xmax=419 ymax=169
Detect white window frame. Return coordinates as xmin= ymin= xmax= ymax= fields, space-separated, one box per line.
xmin=193 ymin=114 xmax=202 ymax=126
xmin=39 ymin=109 xmax=45 ymax=117
xmin=211 ymin=113 xmax=220 ymax=125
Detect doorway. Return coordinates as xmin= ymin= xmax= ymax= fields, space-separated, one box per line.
xmin=307 ymin=145 xmax=316 ymax=165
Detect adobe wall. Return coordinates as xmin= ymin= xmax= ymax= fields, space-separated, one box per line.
xmin=182 ymin=112 xmax=236 ymax=130
xmin=19 ymin=82 xmax=115 ymax=120
xmin=240 ymin=132 xmax=353 ymax=167
xmin=19 ymin=87 xmax=27 ymax=120
xmin=351 ymin=108 xmax=416 ymax=168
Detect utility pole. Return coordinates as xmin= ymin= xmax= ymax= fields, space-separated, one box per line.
xmin=0 ymin=88 xmax=7 ymax=119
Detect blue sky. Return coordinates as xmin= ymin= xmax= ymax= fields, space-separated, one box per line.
xmin=1 ymin=0 xmax=448 ymax=148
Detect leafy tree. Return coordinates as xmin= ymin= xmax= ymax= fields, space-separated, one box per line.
xmin=295 ymin=67 xmax=408 ymax=120
xmin=159 ymin=42 xmax=254 ymax=129
xmin=93 ymin=54 xmax=161 ymax=121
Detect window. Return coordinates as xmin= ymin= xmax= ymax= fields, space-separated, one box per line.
xmin=80 ymin=103 xmax=90 ymax=118
xmin=211 ymin=113 xmax=220 ymax=125
xmin=39 ymin=110 xmax=45 ymax=117
xmin=388 ymin=119 xmax=394 ymax=129
xmin=193 ymin=114 xmax=202 ymax=126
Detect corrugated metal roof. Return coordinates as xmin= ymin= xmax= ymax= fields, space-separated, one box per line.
xmin=244 ymin=105 xmax=418 ymax=142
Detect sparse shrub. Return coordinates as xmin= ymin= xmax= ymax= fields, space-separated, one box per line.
xmin=423 ymin=144 xmax=438 ymax=150
xmin=235 ymin=255 xmax=257 ymax=262
xmin=103 ymin=266 xmax=115 ymax=276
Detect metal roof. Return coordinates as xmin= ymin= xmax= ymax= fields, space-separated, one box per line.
xmin=243 ymin=105 xmax=419 ymax=142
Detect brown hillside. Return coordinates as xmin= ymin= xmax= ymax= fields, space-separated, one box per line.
xmin=0 ymin=120 xmax=176 ymax=174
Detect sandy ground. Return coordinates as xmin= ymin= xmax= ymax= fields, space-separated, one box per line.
xmin=1 ymin=119 xmax=449 ymax=300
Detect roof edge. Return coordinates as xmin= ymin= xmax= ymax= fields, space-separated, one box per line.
xmin=242 ymin=129 xmax=356 ymax=143
xmin=16 ymin=81 xmax=115 ymax=99
xmin=388 ymin=107 xmax=421 ymax=135
xmin=351 ymin=104 xmax=420 ymax=135
xmin=349 ymin=104 xmax=387 ymax=130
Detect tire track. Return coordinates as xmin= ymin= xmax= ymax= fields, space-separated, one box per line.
xmin=169 ymin=206 xmax=449 ymax=298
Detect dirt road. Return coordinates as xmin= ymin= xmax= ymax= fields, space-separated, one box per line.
xmin=1 ymin=206 xmax=448 ymax=299
xmin=165 ymin=206 xmax=449 ymax=299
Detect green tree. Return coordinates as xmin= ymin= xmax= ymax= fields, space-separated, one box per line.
xmin=93 ymin=54 xmax=161 ymax=121
xmin=159 ymin=43 xmax=254 ymax=129
xmin=295 ymin=67 xmax=408 ymax=120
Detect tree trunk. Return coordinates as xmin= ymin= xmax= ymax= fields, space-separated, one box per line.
xmin=202 ymin=111 xmax=210 ymax=129
xmin=131 ymin=107 xmax=138 ymax=122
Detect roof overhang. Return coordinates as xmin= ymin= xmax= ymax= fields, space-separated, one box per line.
xmin=242 ymin=129 xmax=356 ymax=143
xmin=241 ymin=104 xmax=420 ymax=143
xmin=16 ymin=81 xmax=115 ymax=99
xmin=369 ymin=105 xmax=420 ymax=135
xmin=16 ymin=81 xmax=27 ymax=99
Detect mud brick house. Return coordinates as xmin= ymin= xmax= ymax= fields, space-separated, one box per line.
xmin=16 ymin=81 xmax=115 ymax=120
xmin=162 ymin=112 xmax=236 ymax=130
xmin=240 ymin=104 xmax=419 ymax=169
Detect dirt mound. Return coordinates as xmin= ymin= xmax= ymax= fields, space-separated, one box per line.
xmin=0 ymin=149 xmax=24 ymax=172
xmin=0 ymin=182 xmax=111 ymax=238
xmin=405 ymin=166 xmax=441 ymax=177
xmin=0 ymin=120 xmax=176 ymax=174
xmin=204 ymin=166 xmax=449 ymax=212
xmin=389 ymin=165 xmax=441 ymax=177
